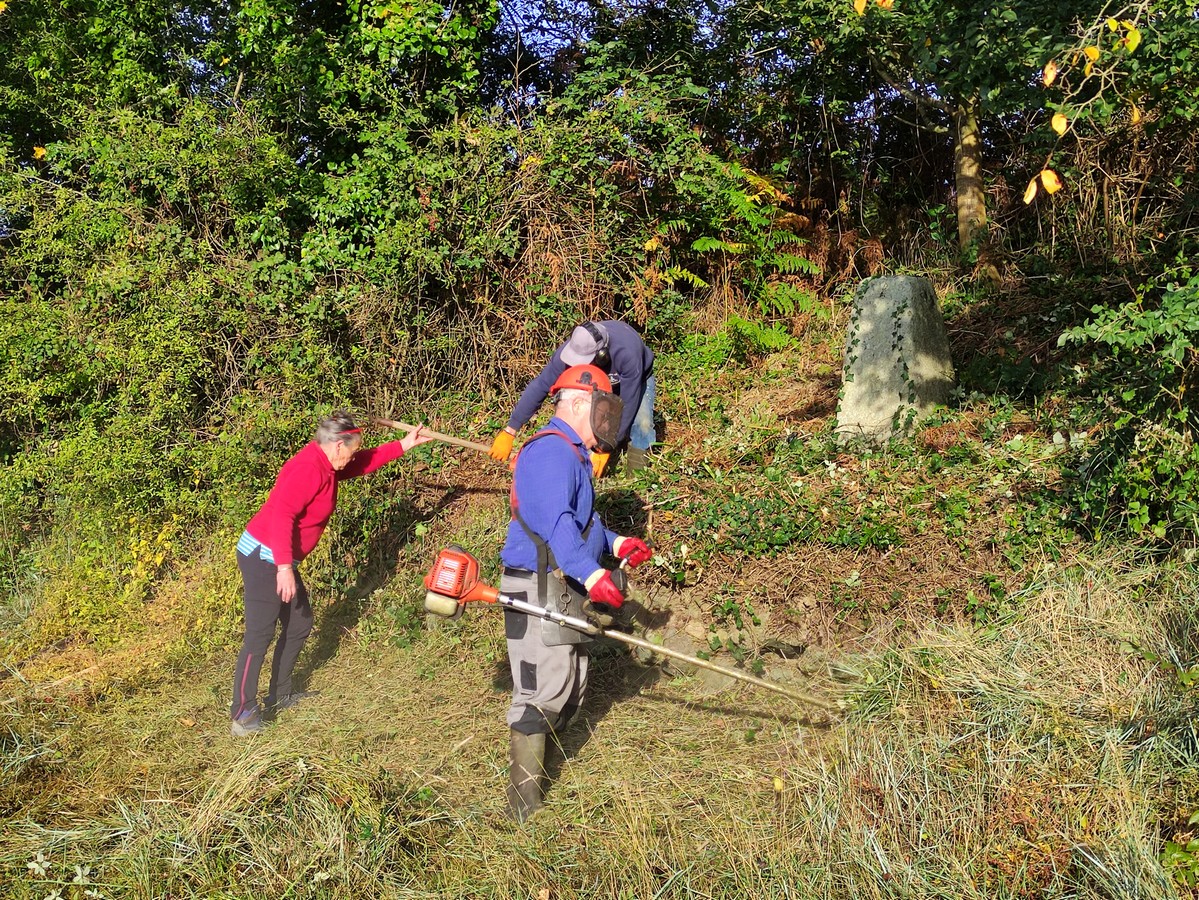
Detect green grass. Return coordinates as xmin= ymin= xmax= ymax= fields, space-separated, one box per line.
xmin=4 ymin=333 xmax=1199 ymax=898
xmin=2 ymin=550 xmax=1196 ymax=898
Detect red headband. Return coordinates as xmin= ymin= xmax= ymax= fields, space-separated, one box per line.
xmin=339 ymin=427 xmax=362 ymax=436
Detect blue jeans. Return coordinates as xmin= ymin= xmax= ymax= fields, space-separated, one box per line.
xmin=629 ymin=374 xmax=656 ymax=452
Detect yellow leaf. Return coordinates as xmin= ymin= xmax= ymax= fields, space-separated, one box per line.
xmin=1123 ymin=27 xmax=1141 ymax=53
xmin=1040 ymin=169 xmax=1062 ymax=194
xmin=773 ymin=776 xmax=785 ymax=792
xmin=1106 ymin=17 xmax=1119 ymax=32
xmin=33 ymin=146 xmax=46 ymax=160
xmin=854 ymin=0 xmax=867 ymax=14
xmin=1083 ymin=46 xmax=1100 ymax=62
xmin=643 ymin=236 xmax=662 ymax=252
xmin=1051 ymin=112 xmax=1068 ymax=135
xmin=877 ymin=0 xmax=894 ymax=8
xmin=1131 ymin=103 xmax=1141 ymax=124
xmin=1023 ymin=177 xmax=1039 ymax=205
xmin=0 ymin=2 xmax=8 ymax=13
xmin=1084 ymin=60 xmax=1094 ymax=78
xmin=1042 ymin=60 xmax=1058 ymax=87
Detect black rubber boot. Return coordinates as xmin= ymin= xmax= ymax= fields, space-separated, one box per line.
xmin=625 ymin=446 xmax=648 ymax=474
xmin=506 ymin=729 xmax=547 ymax=823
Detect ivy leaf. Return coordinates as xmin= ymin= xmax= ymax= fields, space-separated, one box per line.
xmin=1052 ymin=112 xmax=1068 ymax=135
xmin=1023 ymin=177 xmax=1039 ymax=204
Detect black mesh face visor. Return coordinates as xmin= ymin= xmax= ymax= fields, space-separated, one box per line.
xmin=590 ymin=389 xmax=623 ymax=453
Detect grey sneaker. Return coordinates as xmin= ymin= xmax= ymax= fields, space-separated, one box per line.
xmin=231 ymin=708 xmax=264 ymax=737
xmin=625 ymin=446 xmax=648 ymax=474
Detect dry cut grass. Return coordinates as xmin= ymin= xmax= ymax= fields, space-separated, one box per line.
xmin=2 ymin=547 xmax=1197 ymax=898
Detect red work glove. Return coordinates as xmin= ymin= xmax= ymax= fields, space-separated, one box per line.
xmin=585 ymin=569 xmax=625 ymax=610
xmin=613 ymin=536 xmax=652 ymax=568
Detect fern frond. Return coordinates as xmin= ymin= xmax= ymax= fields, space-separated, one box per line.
xmin=663 ymin=265 xmax=710 ymax=289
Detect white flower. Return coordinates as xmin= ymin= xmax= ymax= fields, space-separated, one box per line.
xmin=73 ymin=864 xmax=91 ymax=884
xmin=27 ymin=851 xmax=49 ymax=878
xmin=43 ymin=890 xmax=63 ymax=900
xmin=85 ymin=890 xmax=106 ymax=899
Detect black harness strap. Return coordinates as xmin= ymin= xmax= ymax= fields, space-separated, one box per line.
xmin=510 ymin=429 xmax=594 ymax=600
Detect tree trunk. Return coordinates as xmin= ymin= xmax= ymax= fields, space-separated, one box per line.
xmin=954 ymin=96 xmax=986 ymax=252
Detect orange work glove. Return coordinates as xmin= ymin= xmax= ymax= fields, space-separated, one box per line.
xmin=591 ymin=451 xmax=611 ymax=478
xmin=489 ymin=429 xmax=515 ymax=462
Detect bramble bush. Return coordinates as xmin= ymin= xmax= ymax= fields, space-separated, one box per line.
xmin=1062 ymin=261 xmax=1199 ymax=541
xmin=1 ymin=58 xmax=818 ymax=648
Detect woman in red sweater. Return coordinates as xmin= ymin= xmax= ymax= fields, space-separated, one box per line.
xmin=230 ymin=411 xmax=431 ymax=736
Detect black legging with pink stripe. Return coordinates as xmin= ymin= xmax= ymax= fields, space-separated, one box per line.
xmin=230 ymin=549 xmax=313 ymax=720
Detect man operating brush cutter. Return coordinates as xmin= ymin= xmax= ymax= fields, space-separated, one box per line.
xmin=493 ymin=364 xmax=653 ymax=821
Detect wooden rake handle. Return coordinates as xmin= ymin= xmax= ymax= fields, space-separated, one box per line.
xmin=373 ymin=418 xmax=494 ymax=455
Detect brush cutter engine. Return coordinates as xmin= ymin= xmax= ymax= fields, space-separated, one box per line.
xmin=423 ymin=546 xmax=498 ymax=616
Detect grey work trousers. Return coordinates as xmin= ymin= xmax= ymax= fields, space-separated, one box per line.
xmin=501 ymin=568 xmax=590 ymax=736
xmin=230 ymin=550 xmax=312 ymax=720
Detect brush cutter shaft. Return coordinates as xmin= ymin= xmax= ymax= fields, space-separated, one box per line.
xmin=374 ymin=418 xmax=493 ymax=454
xmin=495 ymin=593 xmax=836 ymax=710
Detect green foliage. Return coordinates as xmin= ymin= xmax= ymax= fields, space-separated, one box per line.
xmin=1163 ymin=813 xmax=1199 ymax=890
xmin=681 ymin=165 xmax=821 ymax=319
xmin=726 ymin=316 xmax=795 ymax=363
xmin=1062 ymin=263 xmax=1199 ymax=540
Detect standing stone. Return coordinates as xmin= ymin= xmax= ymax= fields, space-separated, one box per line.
xmin=836 ymin=275 xmax=955 ymax=444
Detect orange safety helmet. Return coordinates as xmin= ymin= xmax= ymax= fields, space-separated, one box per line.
xmin=550 ymin=364 xmax=613 ymax=396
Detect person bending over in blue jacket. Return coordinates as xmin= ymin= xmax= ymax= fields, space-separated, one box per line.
xmin=489 ymin=320 xmax=655 ymax=476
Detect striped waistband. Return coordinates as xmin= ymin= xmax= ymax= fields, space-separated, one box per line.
xmin=236 ymin=530 xmax=275 ymax=564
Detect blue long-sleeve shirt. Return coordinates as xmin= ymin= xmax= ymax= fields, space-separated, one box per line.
xmin=506 ymin=320 xmax=654 ymax=444
xmin=500 ymin=418 xmax=617 ymax=586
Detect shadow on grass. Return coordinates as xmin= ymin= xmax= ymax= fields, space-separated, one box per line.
xmin=631 ymin=690 xmax=836 ymax=730
xmin=487 ymin=638 xmax=663 ymax=793
xmin=295 ymin=484 xmax=480 ymax=689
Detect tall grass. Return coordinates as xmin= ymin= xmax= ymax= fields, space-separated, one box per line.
xmin=2 ymin=548 xmax=1195 ymax=898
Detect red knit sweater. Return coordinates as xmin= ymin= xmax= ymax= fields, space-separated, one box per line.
xmin=245 ymin=440 xmax=406 ymax=566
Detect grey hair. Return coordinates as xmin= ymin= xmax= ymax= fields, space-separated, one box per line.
xmin=552 ymin=387 xmax=591 ymax=410
xmin=315 ymin=410 xmax=361 ymax=445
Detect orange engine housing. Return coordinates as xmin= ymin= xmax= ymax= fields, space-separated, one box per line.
xmin=423 ymin=547 xmax=499 ymax=603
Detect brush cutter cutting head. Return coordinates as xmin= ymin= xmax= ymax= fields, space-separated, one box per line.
xmin=423 ymin=546 xmax=499 ymax=613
